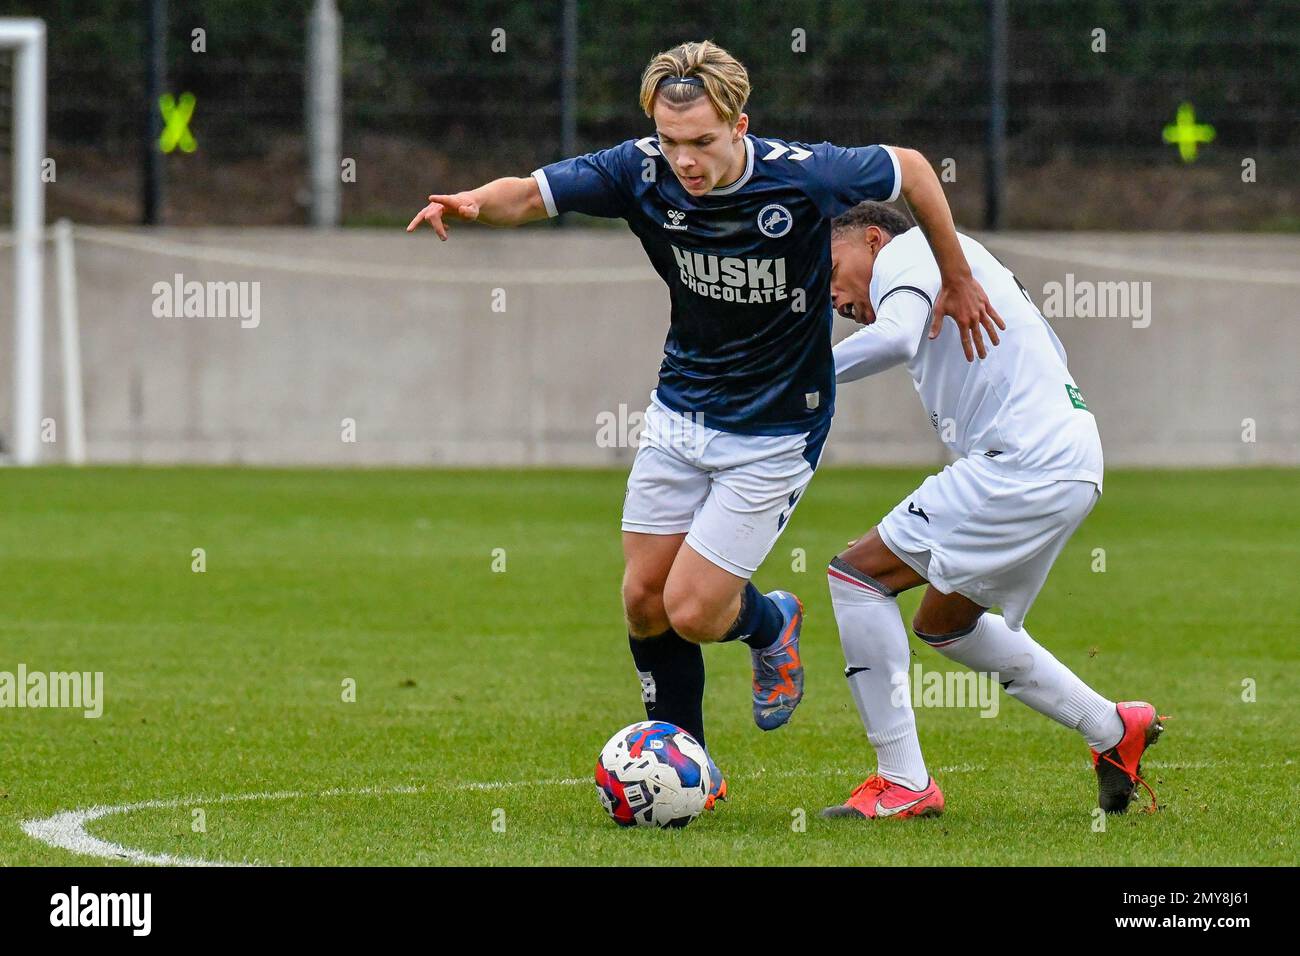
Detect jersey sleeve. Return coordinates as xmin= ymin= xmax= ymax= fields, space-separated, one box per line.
xmin=871 ymin=235 xmax=943 ymax=325
xmin=805 ymin=142 xmax=902 ymax=217
xmin=835 ymin=238 xmax=940 ymax=382
xmin=531 ymin=140 xmax=640 ymax=219
xmin=833 ymin=312 xmax=917 ymax=382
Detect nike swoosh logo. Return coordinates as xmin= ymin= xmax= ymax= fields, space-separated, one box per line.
xmin=844 ymin=666 xmax=871 ymax=678
xmin=875 ymin=795 xmax=927 ymax=817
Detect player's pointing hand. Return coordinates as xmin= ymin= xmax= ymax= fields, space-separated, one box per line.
xmin=932 ymin=272 xmax=1006 ymax=361
xmin=405 ymin=192 xmax=481 ymax=240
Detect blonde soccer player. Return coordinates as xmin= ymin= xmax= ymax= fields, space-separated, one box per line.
xmin=408 ymin=42 xmax=1002 ymax=807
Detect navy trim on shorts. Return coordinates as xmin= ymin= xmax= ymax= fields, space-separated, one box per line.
xmin=802 ymin=413 xmax=833 ymax=470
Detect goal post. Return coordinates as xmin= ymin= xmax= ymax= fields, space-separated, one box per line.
xmin=1 ymin=18 xmax=46 ymax=466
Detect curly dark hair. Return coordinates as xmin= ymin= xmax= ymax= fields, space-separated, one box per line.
xmin=831 ymin=201 xmax=912 ymax=239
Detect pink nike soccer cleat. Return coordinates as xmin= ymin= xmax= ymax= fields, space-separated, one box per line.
xmin=821 ymin=774 xmax=945 ymax=820
xmin=1091 ymin=700 xmax=1167 ymax=814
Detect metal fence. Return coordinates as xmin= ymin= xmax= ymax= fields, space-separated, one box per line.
xmin=11 ymin=0 xmax=1300 ymax=228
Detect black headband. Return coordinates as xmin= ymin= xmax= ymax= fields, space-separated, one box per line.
xmin=656 ymin=75 xmax=705 ymax=91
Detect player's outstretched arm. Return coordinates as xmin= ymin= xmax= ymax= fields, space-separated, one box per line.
xmin=833 ymin=315 xmax=914 ymax=384
xmin=405 ymin=176 xmax=548 ymax=240
xmin=891 ymin=147 xmax=1006 ymax=361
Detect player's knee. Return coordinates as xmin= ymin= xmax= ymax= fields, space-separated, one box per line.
xmin=911 ymin=609 xmax=935 ymax=637
xmin=912 ymin=608 xmax=977 ymax=642
xmin=663 ymin=595 xmax=721 ymax=644
xmin=622 ymin=577 xmax=667 ymax=635
xmin=837 ymin=527 xmax=887 ymax=574
xmin=912 ymin=607 xmax=952 ymax=638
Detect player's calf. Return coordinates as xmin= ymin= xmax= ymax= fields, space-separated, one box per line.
xmin=827 ymin=555 xmax=931 ymax=792
xmin=659 ymin=522 xmax=806 ymax=727
xmin=666 ymin=576 xmax=805 ymax=729
xmin=623 ymin=533 xmax=707 ymax=745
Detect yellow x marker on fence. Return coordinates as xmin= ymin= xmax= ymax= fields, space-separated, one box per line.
xmin=158 ymin=92 xmax=198 ymax=154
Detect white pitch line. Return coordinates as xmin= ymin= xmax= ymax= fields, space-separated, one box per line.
xmin=20 ymin=784 xmax=426 ymax=867
xmin=18 ymin=763 xmax=992 ymax=866
xmin=22 ymin=754 xmax=1291 ymax=866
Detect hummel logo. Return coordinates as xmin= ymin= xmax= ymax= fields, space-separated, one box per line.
xmin=907 ymin=502 xmax=929 ymax=523
xmin=875 ymin=795 xmax=927 ymax=817
xmin=762 ymin=142 xmax=812 ymax=161
xmin=663 ymin=209 xmax=688 ymax=231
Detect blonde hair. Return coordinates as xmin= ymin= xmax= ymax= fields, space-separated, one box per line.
xmin=638 ymin=41 xmax=750 ymax=126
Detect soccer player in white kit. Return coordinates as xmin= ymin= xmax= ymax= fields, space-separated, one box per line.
xmin=821 ymin=202 xmax=1164 ymax=820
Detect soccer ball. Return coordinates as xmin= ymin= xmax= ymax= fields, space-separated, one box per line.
xmin=594 ymin=721 xmax=712 ymax=828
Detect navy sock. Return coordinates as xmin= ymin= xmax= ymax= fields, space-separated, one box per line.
xmin=628 ymin=629 xmax=706 ymax=748
xmin=721 ymin=583 xmax=784 ymax=650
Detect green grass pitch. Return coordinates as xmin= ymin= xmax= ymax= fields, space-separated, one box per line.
xmin=0 ymin=466 xmax=1294 ymax=866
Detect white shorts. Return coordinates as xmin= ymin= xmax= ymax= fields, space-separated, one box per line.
xmin=621 ymin=395 xmax=831 ymax=578
xmin=877 ymin=455 xmax=1100 ymax=631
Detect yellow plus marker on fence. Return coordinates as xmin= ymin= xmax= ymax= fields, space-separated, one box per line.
xmin=1162 ymin=102 xmax=1214 ymax=163
xmin=158 ymin=92 xmax=198 ymax=154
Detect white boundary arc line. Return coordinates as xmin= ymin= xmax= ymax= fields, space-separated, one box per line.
xmin=18 ymin=763 xmax=995 ymax=866
xmin=21 ymin=785 xmax=411 ymax=867
xmin=21 ymin=757 xmax=1295 ymax=865
xmin=20 ymin=779 xmax=580 ymax=867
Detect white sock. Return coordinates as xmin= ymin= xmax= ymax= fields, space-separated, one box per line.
xmin=827 ymin=559 xmax=930 ymax=791
xmin=924 ymin=612 xmax=1123 ymax=752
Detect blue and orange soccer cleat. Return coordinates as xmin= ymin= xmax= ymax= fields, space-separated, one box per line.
xmin=821 ymin=774 xmax=945 ymax=820
xmin=704 ymin=753 xmax=727 ymax=810
xmin=750 ymin=590 xmax=805 ymax=731
xmin=1092 ymin=700 xmax=1167 ymax=814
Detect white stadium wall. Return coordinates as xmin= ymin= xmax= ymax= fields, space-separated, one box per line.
xmin=1 ymin=227 xmax=1297 ymax=467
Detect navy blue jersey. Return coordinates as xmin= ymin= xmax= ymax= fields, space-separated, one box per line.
xmin=533 ymin=134 xmax=900 ymax=435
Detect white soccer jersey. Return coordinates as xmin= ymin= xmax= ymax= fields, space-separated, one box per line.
xmin=834 ymin=227 xmax=1103 ymax=488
